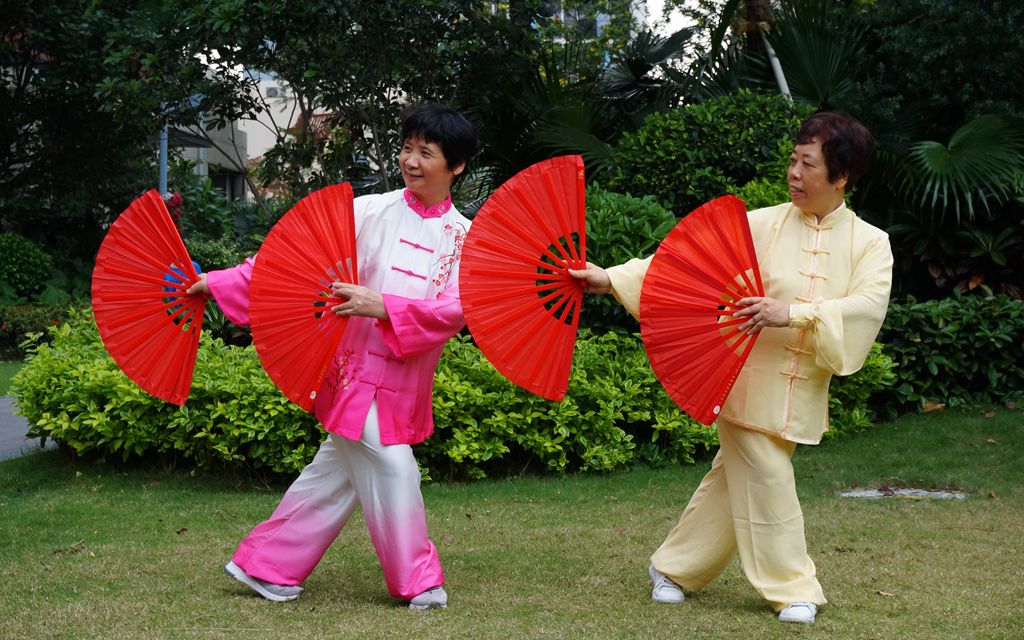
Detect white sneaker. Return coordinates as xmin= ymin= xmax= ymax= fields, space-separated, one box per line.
xmin=408 ymin=585 xmax=448 ymax=610
xmin=779 ymin=601 xmax=817 ymax=623
xmin=648 ymin=565 xmax=684 ymax=603
xmin=224 ymin=561 xmax=303 ymax=602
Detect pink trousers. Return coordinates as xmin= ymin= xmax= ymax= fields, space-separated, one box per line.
xmin=230 ymin=401 xmax=443 ymax=599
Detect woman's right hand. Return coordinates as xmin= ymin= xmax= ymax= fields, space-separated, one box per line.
xmin=186 ymin=273 xmax=210 ymax=296
xmin=568 ymin=262 xmax=612 ymax=295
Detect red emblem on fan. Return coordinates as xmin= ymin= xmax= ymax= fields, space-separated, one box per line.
xmin=92 ymin=189 xmax=206 ymax=405
xmin=640 ymin=195 xmax=764 ymax=425
xmin=249 ymin=183 xmax=358 ymax=411
xmin=460 ymin=155 xmax=587 ymax=401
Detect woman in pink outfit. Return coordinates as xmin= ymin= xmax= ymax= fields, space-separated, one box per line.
xmin=188 ymin=104 xmax=478 ymax=610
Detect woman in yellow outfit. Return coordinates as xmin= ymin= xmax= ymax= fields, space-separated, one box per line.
xmin=569 ymin=111 xmax=893 ymax=624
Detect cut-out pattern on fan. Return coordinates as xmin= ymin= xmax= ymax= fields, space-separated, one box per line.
xmin=460 ymin=155 xmax=587 ymax=401
xmin=249 ymin=183 xmax=358 ymax=411
xmin=639 ymin=195 xmax=764 ymax=425
xmin=91 ymin=189 xmax=206 ymax=405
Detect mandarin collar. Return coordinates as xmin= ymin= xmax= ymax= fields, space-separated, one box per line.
xmin=404 ymin=189 xmax=452 ymax=219
xmin=800 ymin=201 xmax=849 ymax=230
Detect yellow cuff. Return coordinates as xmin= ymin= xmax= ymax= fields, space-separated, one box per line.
xmin=789 ymin=303 xmax=815 ymax=328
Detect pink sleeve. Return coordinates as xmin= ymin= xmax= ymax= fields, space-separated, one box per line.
xmin=379 ymin=285 xmax=465 ymax=358
xmin=205 ymin=257 xmax=256 ymax=326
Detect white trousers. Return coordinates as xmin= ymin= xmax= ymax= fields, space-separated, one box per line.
xmin=230 ymin=401 xmax=443 ymax=599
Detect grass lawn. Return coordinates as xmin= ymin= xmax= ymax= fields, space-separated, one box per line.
xmin=1 ymin=407 xmax=1022 ymax=639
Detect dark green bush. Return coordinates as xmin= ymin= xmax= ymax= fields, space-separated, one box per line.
xmin=0 ymin=232 xmax=54 ymax=300
xmin=876 ymin=294 xmax=1024 ymax=415
xmin=825 ymin=343 xmax=897 ymax=441
xmin=728 ymin=138 xmax=794 ymax=210
xmin=581 ymin=185 xmax=677 ymax=332
xmin=185 ymin=237 xmax=251 ymax=272
xmin=0 ymin=304 xmax=67 ymax=358
xmin=608 ymin=90 xmax=813 ymax=215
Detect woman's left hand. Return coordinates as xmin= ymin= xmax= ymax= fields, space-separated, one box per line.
xmin=733 ymin=296 xmax=790 ymax=334
xmin=331 ymin=282 xmax=388 ymax=320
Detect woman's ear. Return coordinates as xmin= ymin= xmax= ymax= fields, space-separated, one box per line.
xmin=836 ymin=174 xmax=849 ymax=192
xmin=452 ymin=161 xmax=466 ymax=177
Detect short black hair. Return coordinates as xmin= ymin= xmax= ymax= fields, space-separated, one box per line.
xmin=796 ymin=111 xmax=875 ymax=188
xmin=400 ymin=104 xmax=479 ymax=171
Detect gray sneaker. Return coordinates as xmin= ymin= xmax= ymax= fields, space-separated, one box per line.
xmin=408 ymin=585 xmax=448 ymax=610
xmin=224 ymin=561 xmax=303 ymax=602
xmin=649 ymin=565 xmax=684 ymax=603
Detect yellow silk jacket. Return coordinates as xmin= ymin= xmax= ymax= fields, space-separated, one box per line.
xmin=607 ymin=202 xmax=893 ymax=444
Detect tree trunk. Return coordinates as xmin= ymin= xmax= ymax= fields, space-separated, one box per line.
xmin=743 ymin=0 xmax=774 ymax=55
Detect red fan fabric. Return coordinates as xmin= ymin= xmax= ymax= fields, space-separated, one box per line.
xmin=91 ymin=189 xmax=205 ymax=406
xmin=460 ymin=155 xmax=587 ymax=401
xmin=639 ymin=195 xmax=764 ymax=425
xmin=249 ymin=183 xmax=358 ymax=411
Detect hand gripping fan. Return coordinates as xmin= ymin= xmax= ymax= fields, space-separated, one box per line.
xmin=639 ymin=195 xmax=764 ymax=425
xmin=91 ymin=189 xmax=206 ymax=405
xmin=460 ymin=155 xmax=587 ymax=401
xmin=248 ymin=183 xmax=357 ymax=411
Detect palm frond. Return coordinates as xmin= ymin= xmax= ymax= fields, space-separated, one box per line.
xmin=902 ymin=115 xmax=1024 ymax=223
xmin=760 ymin=0 xmax=865 ymax=109
xmin=530 ymin=121 xmax=616 ymax=179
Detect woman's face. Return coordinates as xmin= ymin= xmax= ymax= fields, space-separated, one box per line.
xmin=399 ymin=136 xmax=464 ymax=205
xmin=788 ymin=139 xmax=847 ymax=217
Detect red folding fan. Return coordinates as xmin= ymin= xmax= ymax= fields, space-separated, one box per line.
xmin=639 ymin=195 xmax=764 ymax=425
xmin=248 ymin=183 xmax=358 ymax=411
xmin=91 ymin=189 xmax=206 ymax=406
xmin=460 ymin=155 xmax=587 ymax=401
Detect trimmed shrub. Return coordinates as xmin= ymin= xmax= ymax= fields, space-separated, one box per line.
xmin=422 ymin=330 xmax=718 ymax=480
xmin=185 ymin=237 xmax=250 ymax=272
xmin=13 ymin=310 xmax=900 ymax=479
xmin=729 ymin=139 xmax=794 ymax=210
xmin=582 ymin=185 xmax=677 ymax=331
xmin=877 ymin=294 xmax=1024 ymax=415
xmin=0 ymin=304 xmax=66 ymax=358
xmin=609 ymin=90 xmax=813 ymax=215
xmin=12 ymin=310 xmax=716 ymax=479
xmin=12 ymin=309 xmax=321 ymax=473
xmin=0 ymin=232 xmax=54 ymax=300
xmin=824 ymin=343 xmax=897 ymax=440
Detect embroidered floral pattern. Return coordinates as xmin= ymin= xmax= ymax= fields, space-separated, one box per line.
xmin=404 ymin=189 xmax=452 ymax=218
xmin=433 ymin=221 xmax=467 ymax=290
xmin=325 ymin=348 xmax=358 ymax=399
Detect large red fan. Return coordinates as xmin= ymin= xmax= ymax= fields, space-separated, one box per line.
xmin=249 ymin=183 xmax=358 ymax=411
xmin=460 ymin=155 xmax=587 ymax=401
xmin=92 ymin=189 xmax=206 ymax=405
xmin=640 ymin=195 xmax=764 ymax=425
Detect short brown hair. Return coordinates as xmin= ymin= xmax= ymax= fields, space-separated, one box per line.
xmin=796 ymin=111 xmax=874 ymax=188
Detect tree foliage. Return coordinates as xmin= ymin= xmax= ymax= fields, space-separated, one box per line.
xmin=0 ymin=0 xmax=160 ymax=257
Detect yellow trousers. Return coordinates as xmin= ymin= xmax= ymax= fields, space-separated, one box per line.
xmin=650 ymin=419 xmax=826 ymax=611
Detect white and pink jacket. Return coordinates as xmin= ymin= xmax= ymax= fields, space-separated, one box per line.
xmin=206 ymin=188 xmax=471 ymax=445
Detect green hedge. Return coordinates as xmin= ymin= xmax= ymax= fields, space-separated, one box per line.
xmin=581 ymin=185 xmax=677 ymax=332
xmin=877 ymin=294 xmax=1024 ymax=415
xmin=608 ymin=90 xmax=813 ymax=215
xmin=0 ymin=232 xmax=54 ymax=300
xmin=12 ymin=308 xmax=896 ymax=479
xmin=0 ymin=304 xmax=67 ymax=359
xmin=12 ymin=310 xmax=718 ymax=478
xmin=12 ymin=309 xmax=321 ymax=473
xmin=423 ymin=330 xmax=720 ymax=480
